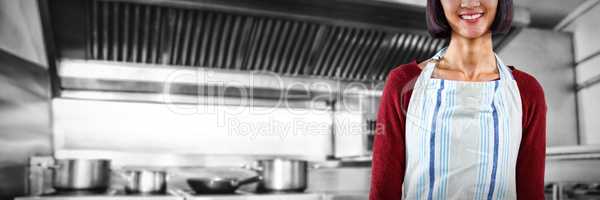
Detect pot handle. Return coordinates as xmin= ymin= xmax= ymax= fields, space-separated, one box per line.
xmin=231 ymin=175 xmax=263 ymax=187
xmin=37 ymin=162 xmax=59 ymax=170
xmin=241 ymin=163 xmax=263 ymax=172
xmin=111 ymin=169 xmax=132 ymax=181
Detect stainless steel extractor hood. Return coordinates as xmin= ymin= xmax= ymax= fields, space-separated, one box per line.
xmin=44 ymin=0 xmax=529 ymax=100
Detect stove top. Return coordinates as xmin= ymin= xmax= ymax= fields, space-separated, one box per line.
xmin=16 ymin=195 xmax=182 ymax=200
xmin=42 ymin=189 xmax=117 ymax=196
xmin=16 ymin=189 xmax=325 ymax=200
xmin=545 ymin=182 xmax=600 ymax=200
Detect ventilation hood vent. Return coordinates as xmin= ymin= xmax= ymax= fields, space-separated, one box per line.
xmin=47 ymin=0 xmax=525 ymax=84
xmin=84 ymin=0 xmax=450 ymax=81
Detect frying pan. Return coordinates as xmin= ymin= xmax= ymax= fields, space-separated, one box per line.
xmin=187 ymin=176 xmax=262 ymax=194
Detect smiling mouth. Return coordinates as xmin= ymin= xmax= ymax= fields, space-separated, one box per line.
xmin=460 ymin=13 xmax=483 ymax=20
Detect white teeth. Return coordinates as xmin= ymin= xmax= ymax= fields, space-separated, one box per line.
xmin=460 ymin=13 xmax=482 ymax=20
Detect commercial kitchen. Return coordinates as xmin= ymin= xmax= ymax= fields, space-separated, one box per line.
xmin=1 ymin=0 xmax=600 ymax=199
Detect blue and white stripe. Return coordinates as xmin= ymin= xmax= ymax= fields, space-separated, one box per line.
xmin=487 ymin=81 xmax=500 ymax=200
xmin=427 ymin=80 xmax=445 ymax=200
xmin=475 ymin=82 xmax=495 ymax=200
xmin=436 ymin=81 xmax=455 ymax=200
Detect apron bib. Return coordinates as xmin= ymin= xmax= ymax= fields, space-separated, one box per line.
xmin=403 ymin=48 xmax=523 ymax=200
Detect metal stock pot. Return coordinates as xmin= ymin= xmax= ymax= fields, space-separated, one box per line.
xmin=51 ymin=159 xmax=111 ymax=191
xmin=121 ymin=169 xmax=167 ymax=194
xmin=253 ymin=158 xmax=308 ymax=193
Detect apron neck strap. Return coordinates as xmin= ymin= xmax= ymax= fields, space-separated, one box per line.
xmin=422 ymin=47 xmax=515 ymax=81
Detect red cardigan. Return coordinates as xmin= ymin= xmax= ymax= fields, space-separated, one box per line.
xmin=369 ymin=61 xmax=547 ymax=200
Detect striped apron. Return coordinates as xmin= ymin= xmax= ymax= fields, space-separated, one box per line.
xmin=403 ymin=48 xmax=523 ymax=200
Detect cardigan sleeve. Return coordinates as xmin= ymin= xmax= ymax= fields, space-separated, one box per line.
xmin=369 ymin=67 xmax=415 ymax=200
xmin=514 ymin=71 xmax=547 ymax=200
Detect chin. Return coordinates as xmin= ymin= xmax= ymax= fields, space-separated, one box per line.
xmin=457 ymin=29 xmax=489 ymax=39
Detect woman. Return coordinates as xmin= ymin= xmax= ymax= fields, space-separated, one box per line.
xmin=369 ymin=0 xmax=546 ymax=199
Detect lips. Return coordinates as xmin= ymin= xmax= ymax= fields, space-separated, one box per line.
xmin=459 ymin=12 xmax=484 ymax=22
xmin=460 ymin=13 xmax=482 ymax=20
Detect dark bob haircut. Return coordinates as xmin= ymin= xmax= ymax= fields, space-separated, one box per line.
xmin=426 ymin=0 xmax=513 ymax=38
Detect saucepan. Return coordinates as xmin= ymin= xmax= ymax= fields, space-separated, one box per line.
xmin=48 ymin=159 xmax=112 ymax=191
xmin=119 ymin=169 xmax=168 ymax=194
xmin=245 ymin=158 xmax=309 ymax=193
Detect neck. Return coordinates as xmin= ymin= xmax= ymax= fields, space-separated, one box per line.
xmin=443 ymin=32 xmax=496 ymax=77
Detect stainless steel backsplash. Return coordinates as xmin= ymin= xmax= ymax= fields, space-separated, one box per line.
xmin=0 ymin=50 xmax=52 ymax=199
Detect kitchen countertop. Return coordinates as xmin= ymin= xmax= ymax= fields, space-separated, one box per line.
xmin=15 ymin=192 xmax=370 ymax=200
xmin=14 ymin=195 xmax=183 ymax=200
xmin=15 ymin=193 xmax=370 ymax=200
xmin=185 ymin=193 xmax=324 ymax=200
xmin=322 ymin=192 xmax=369 ymax=200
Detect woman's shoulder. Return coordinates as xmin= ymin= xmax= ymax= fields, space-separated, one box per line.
xmin=508 ymin=66 xmax=546 ymax=108
xmin=386 ymin=60 xmax=423 ymax=83
xmin=509 ymin=66 xmax=545 ymax=95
